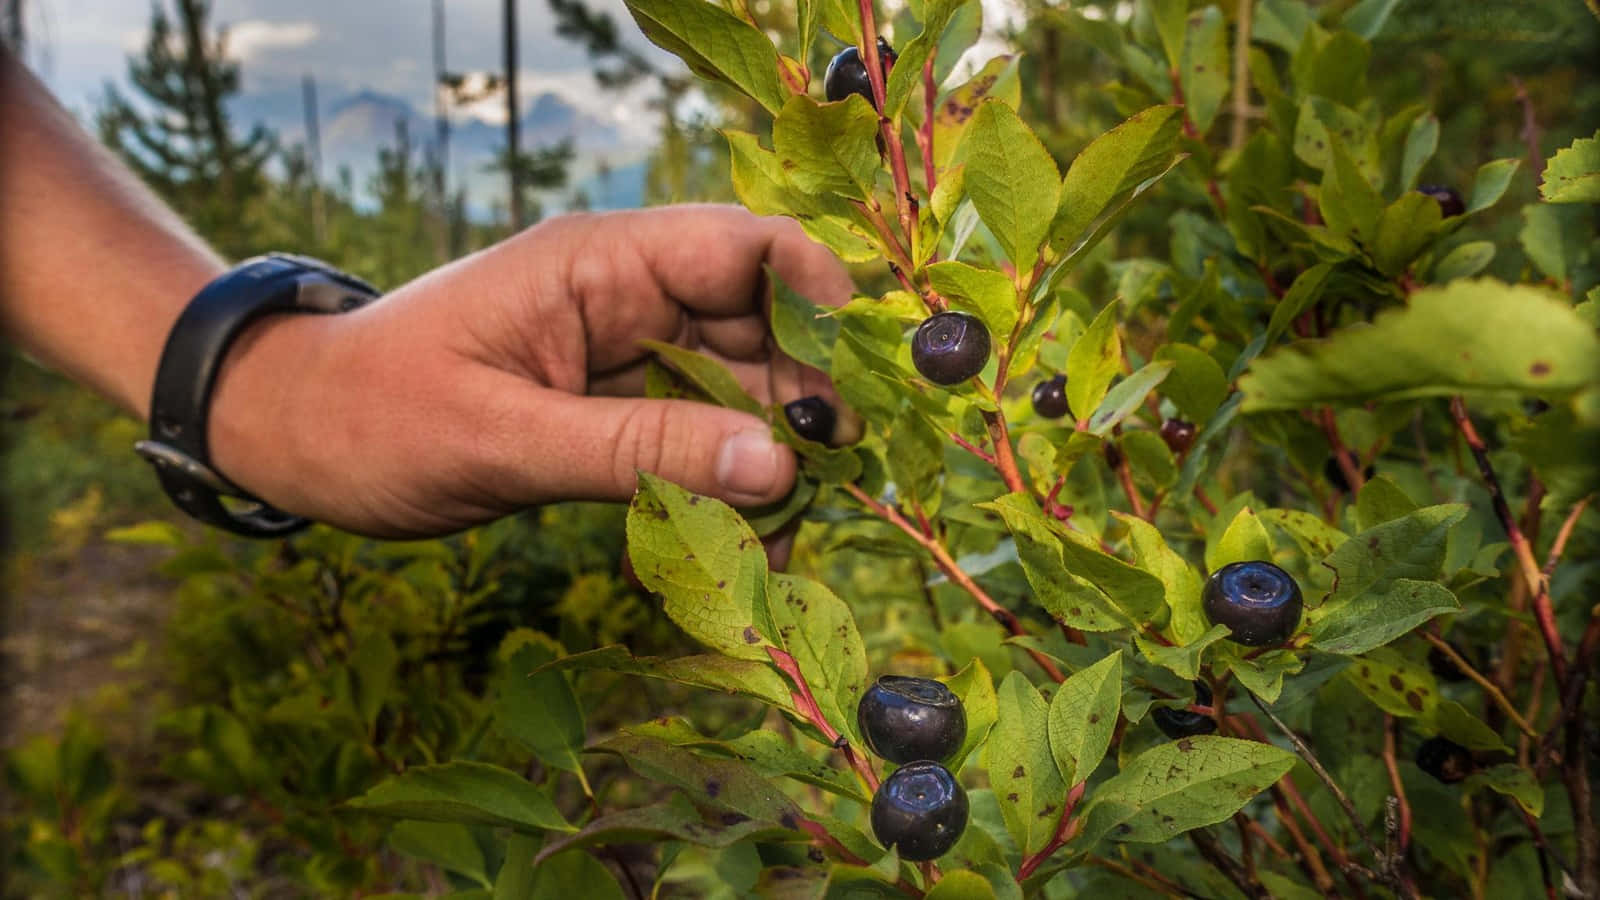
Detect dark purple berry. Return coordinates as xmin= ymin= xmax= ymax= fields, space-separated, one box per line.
xmin=1415 ymin=736 xmax=1474 ymax=784
xmin=1417 ymin=184 xmax=1465 ymax=218
xmin=1031 ymin=375 xmax=1069 ymax=418
xmin=1159 ymin=418 xmax=1197 ymax=454
xmin=823 ymin=38 xmax=895 ymax=107
xmin=1152 ymin=680 xmax=1218 ymax=740
xmin=1427 ymin=645 xmax=1469 ymax=683
xmin=911 ymin=312 xmax=990 ymax=385
xmin=857 ymin=676 xmax=967 ymax=765
xmin=784 ymin=396 xmax=837 ymax=444
xmin=1324 ymin=455 xmax=1375 ymax=494
xmin=870 ymin=760 xmax=967 ymax=861
xmin=1202 ymin=561 xmax=1303 ymax=647
xmin=1103 ymin=440 xmax=1124 ymax=470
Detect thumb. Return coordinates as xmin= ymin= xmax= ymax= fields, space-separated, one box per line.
xmin=525 ymin=391 xmax=797 ymax=507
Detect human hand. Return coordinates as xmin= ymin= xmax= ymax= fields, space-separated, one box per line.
xmin=206 ymin=205 xmax=854 ymax=538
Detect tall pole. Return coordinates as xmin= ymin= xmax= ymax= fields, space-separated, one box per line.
xmin=301 ymin=73 xmax=326 ymax=243
xmin=504 ymin=0 xmax=524 ymax=229
xmin=432 ymin=0 xmax=449 ymax=195
xmin=3 ymin=0 xmax=23 ymax=52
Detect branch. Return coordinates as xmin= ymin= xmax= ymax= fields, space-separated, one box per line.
xmin=843 ymin=483 xmax=1066 ymax=683
xmin=1015 ymin=781 xmax=1087 ymax=881
xmin=1449 ymin=396 xmax=1567 ymax=687
xmin=1419 ymin=630 xmax=1537 ymax=737
xmin=767 ymin=646 xmax=880 ymax=792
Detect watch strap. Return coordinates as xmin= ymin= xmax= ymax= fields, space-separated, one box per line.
xmin=136 ymin=254 xmax=378 ymax=537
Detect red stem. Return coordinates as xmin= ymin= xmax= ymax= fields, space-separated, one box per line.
xmin=1015 ymin=781 xmax=1088 ymax=881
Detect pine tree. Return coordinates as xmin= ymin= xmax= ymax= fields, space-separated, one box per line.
xmin=96 ymin=0 xmax=274 ymax=256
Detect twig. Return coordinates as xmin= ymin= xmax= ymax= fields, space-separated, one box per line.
xmin=1320 ymin=407 xmax=1366 ymax=495
xmin=1510 ymin=76 xmax=1544 ymax=182
xmin=1015 ymin=781 xmax=1087 ymax=881
xmin=1449 ymin=396 xmax=1568 ymax=687
xmin=843 ymin=483 xmax=1066 ymax=683
xmin=1229 ymin=0 xmax=1253 ymax=151
xmin=1189 ymin=828 xmax=1271 ymax=899
xmin=949 ymin=431 xmax=996 ymax=466
xmin=1114 ymin=450 xmax=1149 ymax=519
xmin=1086 ymin=855 xmax=1190 ymax=897
xmin=1269 ymin=785 xmax=1338 ymax=893
xmin=767 ymin=646 xmax=880 ymax=792
xmin=853 ymin=0 xmax=915 ymax=245
xmin=1381 ymin=716 xmax=1413 ymax=856
xmin=1419 ymin=630 xmax=1537 ymax=737
xmin=982 ymin=409 xmax=1028 ymax=495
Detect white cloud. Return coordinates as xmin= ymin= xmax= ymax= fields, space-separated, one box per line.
xmin=226 ymin=20 xmax=319 ymax=61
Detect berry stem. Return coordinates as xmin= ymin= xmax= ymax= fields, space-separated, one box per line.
xmin=842 ymin=482 xmax=1067 ymax=683
xmin=1448 ymin=395 xmax=1569 ymax=688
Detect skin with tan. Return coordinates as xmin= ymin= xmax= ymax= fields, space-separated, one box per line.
xmin=0 ymin=50 xmax=853 ymax=539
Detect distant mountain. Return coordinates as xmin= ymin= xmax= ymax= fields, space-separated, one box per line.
xmin=233 ymin=87 xmax=647 ymax=218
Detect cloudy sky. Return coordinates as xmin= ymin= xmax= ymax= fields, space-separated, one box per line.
xmin=17 ymin=0 xmax=663 ymax=137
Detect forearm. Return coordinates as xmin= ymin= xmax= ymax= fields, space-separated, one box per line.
xmin=0 ymin=48 xmax=225 ymax=419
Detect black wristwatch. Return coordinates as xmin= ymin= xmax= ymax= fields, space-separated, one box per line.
xmin=135 ymin=254 xmax=380 ymax=538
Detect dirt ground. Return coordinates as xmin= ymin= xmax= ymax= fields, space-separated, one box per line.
xmin=1 ymin=535 xmax=174 ymax=749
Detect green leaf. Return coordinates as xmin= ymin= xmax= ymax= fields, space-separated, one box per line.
xmin=1398 ymin=112 xmax=1439 ymax=192
xmin=955 ymin=100 xmax=1061 ymax=273
xmin=1239 ymin=279 xmax=1600 ymax=410
xmin=927 ymin=261 xmax=1019 ymax=337
xmin=350 ymin=629 xmax=398 ymax=732
xmin=926 ymin=870 xmax=999 ymax=900
xmin=1342 ymin=647 xmax=1439 ymax=718
xmin=1341 ymin=0 xmax=1403 ymax=38
xmin=1178 ymin=6 xmax=1229 ymax=135
xmin=1372 ymin=191 xmax=1444 ymax=277
xmin=528 ymin=850 xmax=626 ymax=900
xmin=1051 ymin=106 xmax=1183 ymax=254
xmin=592 ymin=734 xmax=805 ymax=823
xmin=1259 ymin=508 xmax=1348 ymax=562
xmin=1466 ymin=158 xmax=1521 ymax=215
xmin=105 ymin=519 xmax=186 ymax=547
xmin=1320 ymin=138 xmax=1384 ymax=243
xmin=1149 ymin=0 xmax=1187 ymax=70
xmin=625 ymin=718 xmax=868 ymax=801
xmin=1137 ymin=624 xmax=1231 ymax=681
xmin=1354 ymin=475 xmax=1418 ymax=532
xmin=1311 ymin=579 xmax=1458 ymax=655
xmin=1118 ymin=513 xmax=1207 ymax=644
xmin=985 ymin=671 xmax=1066 ymax=855
xmin=882 ymin=0 xmax=965 ymax=117
xmin=1468 ymin=764 xmax=1545 ymax=816
xmin=767 ymin=573 xmax=868 ymax=744
xmin=1152 ymin=343 xmax=1228 ymax=423
xmin=940 ymin=658 xmax=998 ymax=774
xmin=886 ymin=410 xmax=943 ymax=501
xmin=389 ymin=822 xmax=491 ymax=887
xmin=1511 ymin=407 xmax=1600 ymax=512
xmin=981 ymin=494 xmax=1129 ymax=632
xmin=1054 ymin=527 xmax=1169 ymax=625
xmin=932 ymin=55 xmax=1021 ymax=171
xmin=1075 ymin=737 xmax=1296 ymax=845
xmin=1310 ymin=504 xmax=1466 ymax=653
xmin=1431 ymin=242 xmax=1496 ymax=282
xmin=537 ymin=795 xmax=786 ymax=862
xmin=1226 ymin=650 xmax=1304 ymax=703
xmin=1293 ymin=96 xmax=1373 ymax=175
xmin=1541 ymin=130 xmax=1600 ymax=203
xmin=348 ymin=762 xmax=572 ymax=833
xmin=626 ymin=474 xmax=774 ymax=660
xmin=623 ymin=0 xmax=786 ymax=113
xmin=1066 ymin=303 xmax=1122 ymax=420
xmin=1121 ymin=430 xmax=1177 ymax=491
xmin=772 ymin=94 xmax=881 ymax=199
xmin=639 ymin=341 xmax=763 ymax=416
xmin=1431 ymin=700 xmax=1510 ymax=753
xmin=1206 ymin=507 xmax=1273 ymax=571
xmin=1264 ymin=263 xmax=1334 ymax=345
xmin=494 ymin=834 xmax=540 ymax=900
xmin=495 ymin=638 xmax=586 ymax=774
xmin=1520 ymin=203 xmax=1593 ymax=284
xmin=1087 ymin=360 xmax=1174 ymax=436
xmin=533 ymin=645 xmax=797 ymax=714
xmin=1047 ymin=651 xmax=1122 ymax=787
xmin=726 ymin=131 xmax=881 ymax=263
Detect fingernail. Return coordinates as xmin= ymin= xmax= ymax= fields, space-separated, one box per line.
xmin=716 ymin=429 xmax=782 ymax=497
